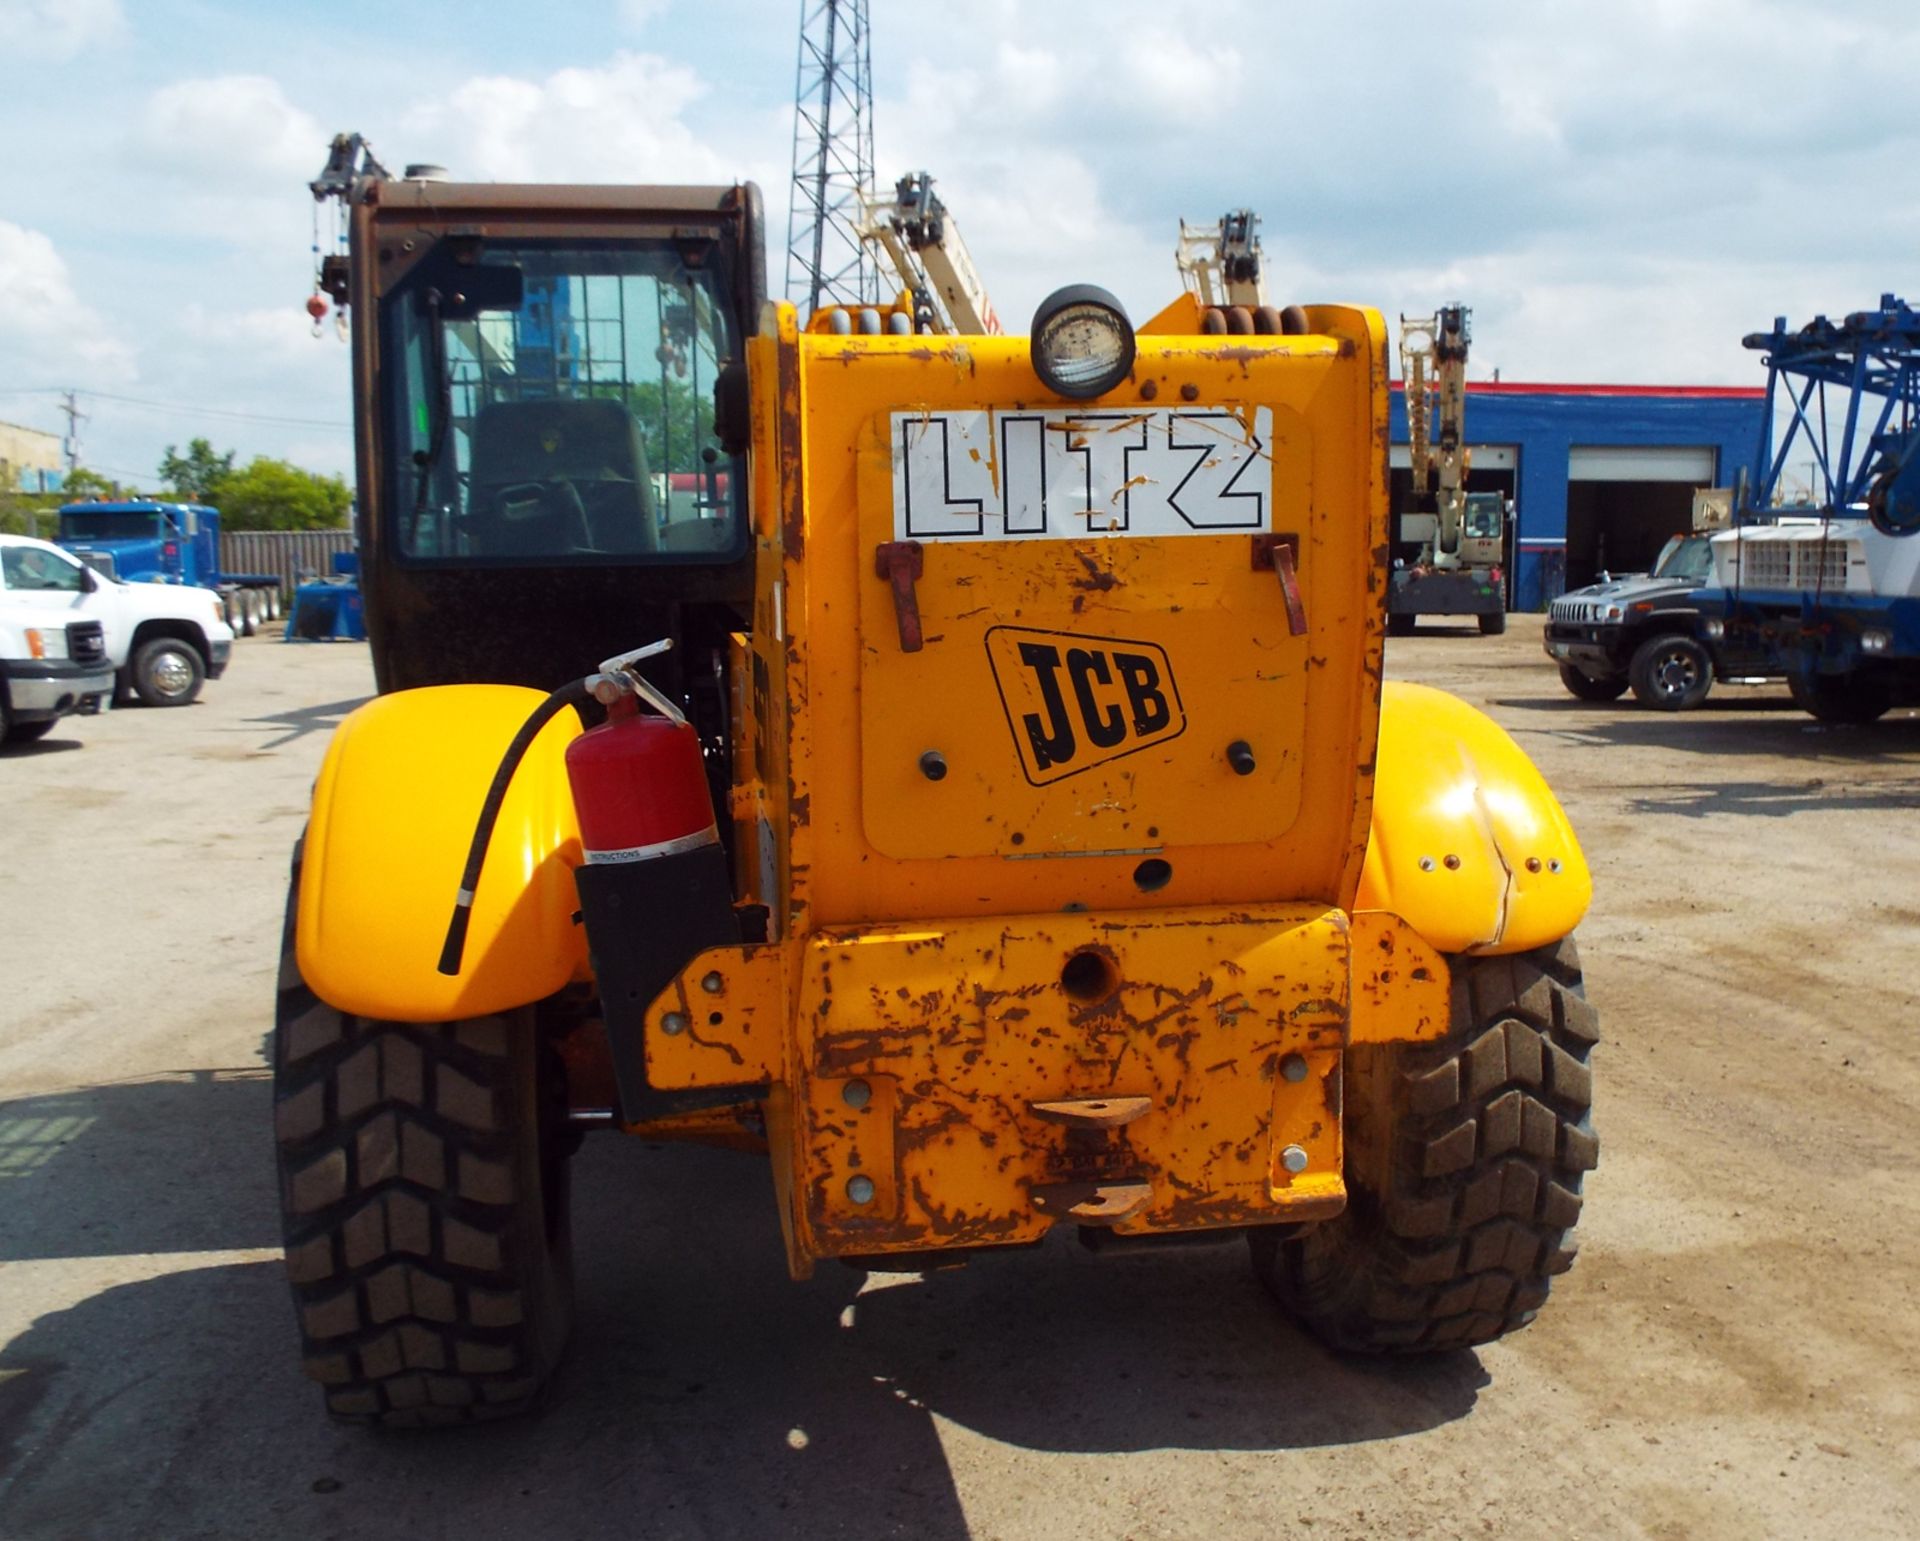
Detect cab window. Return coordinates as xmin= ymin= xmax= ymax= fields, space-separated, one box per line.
xmin=1 ymin=546 xmax=85 ymax=593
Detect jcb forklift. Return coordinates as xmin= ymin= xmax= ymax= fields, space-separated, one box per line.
xmin=276 ymin=165 xmax=1598 ymax=1425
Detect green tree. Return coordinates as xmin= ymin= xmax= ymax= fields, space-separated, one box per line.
xmin=623 ymin=377 xmax=717 ymax=474
xmin=61 ymin=467 xmax=125 ymax=500
xmin=158 ymin=438 xmax=236 ymax=502
xmin=213 ymin=457 xmax=352 ymax=531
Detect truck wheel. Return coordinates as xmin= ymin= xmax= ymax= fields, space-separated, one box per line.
xmin=1788 ymin=669 xmax=1891 ymax=725
xmin=245 ymin=590 xmax=265 ymax=635
xmin=1478 ymin=611 xmax=1507 ymax=636
xmin=1387 ymin=614 xmax=1416 ymax=638
xmin=1250 ymin=937 xmax=1597 ymax=1353
xmin=1558 ymin=664 xmax=1629 ymax=702
xmin=131 ymin=637 xmax=206 ymax=707
xmin=273 ymin=876 xmax=574 ymax=1426
xmin=1628 ymin=634 xmax=1712 ymax=711
xmin=265 ymin=587 xmax=282 ymax=622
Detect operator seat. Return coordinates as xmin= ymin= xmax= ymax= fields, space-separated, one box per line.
xmin=467 ymin=399 xmax=657 ymax=556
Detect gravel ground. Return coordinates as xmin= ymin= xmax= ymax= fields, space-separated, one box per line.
xmin=2 ymin=620 xmax=1917 ymax=1540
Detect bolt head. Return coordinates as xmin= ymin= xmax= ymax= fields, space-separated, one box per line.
xmin=661 ymin=1011 xmax=688 ymax=1036
xmin=700 ymin=971 xmax=724 ymax=994
xmin=842 ymin=1079 xmax=873 ymax=1110
xmin=846 ymin=1174 xmax=876 ymax=1205
xmin=1280 ymin=1144 xmax=1310 ymax=1174
xmin=1280 ymin=1053 xmax=1309 ymax=1083
xmin=1418 ymin=855 xmax=1436 ymax=872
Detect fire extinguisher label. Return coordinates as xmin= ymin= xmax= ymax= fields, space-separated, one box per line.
xmin=583 ymin=824 xmax=720 ymax=864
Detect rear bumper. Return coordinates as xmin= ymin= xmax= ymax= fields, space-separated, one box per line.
xmin=1 ymin=660 xmax=115 ymax=722
xmin=1391 ymin=569 xmax=1503 ymax=616
xmin=639 ymin=904 xmax=1450 ymax=1276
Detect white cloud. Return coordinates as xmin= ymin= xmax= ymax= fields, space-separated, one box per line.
xmin=402 ymin=53 xmax=741 ymax=184
xmin=0 ymin=0 xmax=123 ymax=59
xmin=139 ymin=76 xmax=322 ymax=183
xmin=0 ymin=221 xmax=136 ymax=385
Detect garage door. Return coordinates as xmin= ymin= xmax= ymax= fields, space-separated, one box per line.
xmin=1568 ymin=445 xmax=1716 ymax=482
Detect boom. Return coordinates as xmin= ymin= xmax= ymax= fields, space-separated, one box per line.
xmin=858 ymin=172 xmax=1001 ymax=335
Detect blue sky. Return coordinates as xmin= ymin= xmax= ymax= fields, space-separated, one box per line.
xmin=2 ymin=0 xmax=1915 ymax=488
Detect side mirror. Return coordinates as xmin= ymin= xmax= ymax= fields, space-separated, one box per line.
xmin=80 ymin=566 xmax=98 ymax=593
xmin=713 ymin=360 xmax=750 ymax=457
xmin=431 ymin=265 xmax=526 ymax=321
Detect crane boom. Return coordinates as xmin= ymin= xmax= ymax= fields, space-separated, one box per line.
xmin=1399 ymin=304 xmax=1472 ymax=567
xmin=1175 ymin=209 xmax=1267 ymax=310
xmin=859 ymin=172 xmax=1001 ymax=335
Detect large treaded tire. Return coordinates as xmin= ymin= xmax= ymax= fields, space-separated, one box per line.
xmin=1251 ymin=936 xmax=1598 ymax=1353
xmin=1788 ymin=669 xmax=1891 ymax=725
xmin=273 ymin=862 xmax=574 ymax=1426
xmin=1478 ymin=611 xmax=1507 ymax=636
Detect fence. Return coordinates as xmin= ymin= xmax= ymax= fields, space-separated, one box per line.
xmin=219 ymin=530 xmax=355 ymax=592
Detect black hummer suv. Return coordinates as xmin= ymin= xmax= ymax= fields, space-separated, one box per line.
xmin=1544 ymin=533 xmax=1775 ymax=709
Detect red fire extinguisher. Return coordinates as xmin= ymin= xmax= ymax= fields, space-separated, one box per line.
xmin=565 ymin=694 xmax=718 ymax=864
xmin=434 ymin=641 xmax=741 ymax=1119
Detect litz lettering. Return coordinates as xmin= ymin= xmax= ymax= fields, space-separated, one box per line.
xmin=986 ymin=627 xmax=1185 ymax=785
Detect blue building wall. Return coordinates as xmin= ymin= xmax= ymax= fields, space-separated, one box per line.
xmin=1389 ymin=385 xmax=1765 ymax=611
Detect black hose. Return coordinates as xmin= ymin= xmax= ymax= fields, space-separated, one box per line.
xmin=437 ymin=676 xmax=594 ymax=977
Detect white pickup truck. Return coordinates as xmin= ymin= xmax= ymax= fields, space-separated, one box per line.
xmin=1 ymin=533 xmax=234 ymax=744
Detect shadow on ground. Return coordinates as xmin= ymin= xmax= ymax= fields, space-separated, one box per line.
xmin=0 ymin=1078 xmax=1486 ymax=1539
xmin=0 ymin=734 xmax=85 ymax=757
xmin=1500 ymin=698 xmax=1920 ymax=762
xmin=246 ymin=696 xmax=374 ymax=751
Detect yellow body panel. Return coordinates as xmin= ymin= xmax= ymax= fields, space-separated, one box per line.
xmin=650 ymin=907 xmax=1353 ymax=1267
xmin=298 ymin=685 xmax=586 ymax=1022
xmin=753 ymin=309 xmax=1390 ymax=934
xmin=647 ymin=906 xmax=1452 ymax=1275
xmin=1356 ymin=681 xmax=1592 ymax=954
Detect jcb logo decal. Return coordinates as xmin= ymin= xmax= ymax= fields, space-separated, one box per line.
xmin=986 ymin=626 xmax=1185 ymax=785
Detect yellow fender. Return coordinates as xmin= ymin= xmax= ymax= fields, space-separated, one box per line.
xmin=297 ymin=686 xmax=587 ymax=1022
xmin=1356 ymin=681 xmax=1591 ymax=956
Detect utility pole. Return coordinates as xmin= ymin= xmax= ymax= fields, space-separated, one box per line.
xmin=57 ymin=388 xmax=86 ymax=476
xmin=785 ymin=0 xmax=877 ymax=316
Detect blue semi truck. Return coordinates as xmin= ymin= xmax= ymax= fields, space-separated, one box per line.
xmin=55 ymin=499 xmax=284 ymax=636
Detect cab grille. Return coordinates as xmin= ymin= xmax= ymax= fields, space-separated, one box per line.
xmin=68 ymin=621 xmax=107 ymax=666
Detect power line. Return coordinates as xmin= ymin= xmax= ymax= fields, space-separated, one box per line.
xmin=0 ymin=384 xmax=348 ymax=432
xmin=82 ymin=390 xmax=351 ymax=432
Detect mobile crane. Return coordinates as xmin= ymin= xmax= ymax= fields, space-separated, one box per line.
xmin=1696 ymin=294 xmax=1920 ymax=722
xmin=858 ymin=171 xmax=1000 ymax=335
xmin=1390 ymin=305 xmax=1509 ymax=635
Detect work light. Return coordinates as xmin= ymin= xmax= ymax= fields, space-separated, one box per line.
xmin=1030 ymin=285 xmax=1135 ymax=400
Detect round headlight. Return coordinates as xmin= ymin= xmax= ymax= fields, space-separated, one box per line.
xmin=1030 ymin=284 xmax=1135 ymax=400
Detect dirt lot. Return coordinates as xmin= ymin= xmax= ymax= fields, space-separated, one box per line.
xmin=2 ymin=622 xmax=1917 ymax=1540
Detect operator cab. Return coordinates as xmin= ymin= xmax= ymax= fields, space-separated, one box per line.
xmin=344 ymin=181 xmax=765 ymax=695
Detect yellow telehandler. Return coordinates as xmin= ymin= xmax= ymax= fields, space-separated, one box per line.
xmin=276 ymin=165 xmax=1597 ymax=1425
